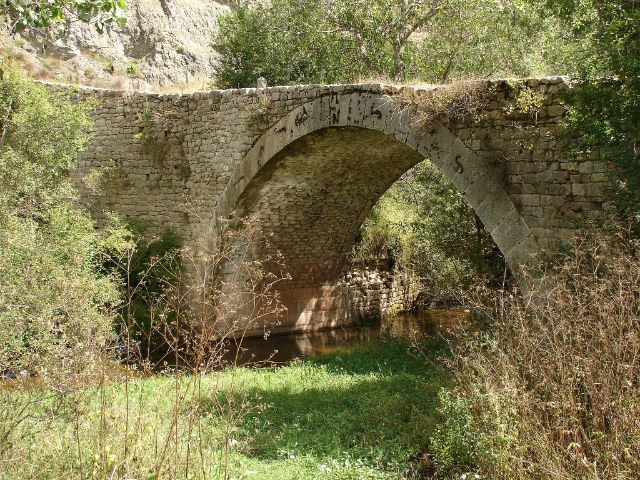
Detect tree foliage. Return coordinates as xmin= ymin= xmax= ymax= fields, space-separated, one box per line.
xmin=0 ymin=69 xmax=123 ymax=375
xmin=408 ymin=0 xmax=578 ymax=81
xmin=0 ymin=0 xmax=126 ymax=34
xmin=314 ymin=0 xmax=446 ymax=81
xmin=212 ymin=0 xmax=359 ymax=88
xmin=212 ymin=0 xmax=568 ymax=88
xmin=354 ymin=162 xmax=505 ymax=305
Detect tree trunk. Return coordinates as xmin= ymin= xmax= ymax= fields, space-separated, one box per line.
xmin=393 ymin=43 xmax=405 ymax=82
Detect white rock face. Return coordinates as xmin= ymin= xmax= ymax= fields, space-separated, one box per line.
xmin=5 ymin=0 xmax=232 ymax=90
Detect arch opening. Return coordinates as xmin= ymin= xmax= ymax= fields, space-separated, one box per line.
xmin=236 ymin=127 xmax=424 ymax=289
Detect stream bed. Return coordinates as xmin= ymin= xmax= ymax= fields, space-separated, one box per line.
xmin=219 ymin=309 xmax=471 ymax=367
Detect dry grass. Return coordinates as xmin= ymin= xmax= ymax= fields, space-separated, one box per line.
xmin=399 ymin=80 xmax=489 ymax=128
xmin=151 ymin=80 xmax=212 ymax=94
xmin=441 ymin=226 xmax=640 ymax=479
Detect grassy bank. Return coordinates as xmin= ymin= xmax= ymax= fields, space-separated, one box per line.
xmin=1 ymin=337 xmax=451 ymax=480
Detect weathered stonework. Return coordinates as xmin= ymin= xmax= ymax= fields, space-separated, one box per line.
xmin=272 ymin=270 xmax=420 ymax=335
xmin=66 ymin=77 xmax=612 ymax=334
xmin=342 ymin=270 xmax=420 ymax=321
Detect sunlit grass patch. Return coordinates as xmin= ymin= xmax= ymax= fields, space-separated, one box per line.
xmin=1 ymin=337 xmax=451 ymax=479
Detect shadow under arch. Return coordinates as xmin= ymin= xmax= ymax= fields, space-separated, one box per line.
xmin=217 ymin=92 xmax=539 ymax=335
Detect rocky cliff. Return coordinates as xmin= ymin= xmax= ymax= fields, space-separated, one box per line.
xmin=1 ymin=0 xmax=232 ymax=91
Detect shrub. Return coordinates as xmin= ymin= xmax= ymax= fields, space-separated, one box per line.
xmin=125 ymin=62 xmax=137 ymax=77
xmin=429 ymin=390 xmax=483 ymax=476
xmin=401 ymin=81 xmax=489 ymax=128
xmin=0 ymin=67 xmax=122 ymax=379
xmin=433 ymin=227 xmax=640 ymax=478
xmin=103 ymin=218 xmax=183 ymax=361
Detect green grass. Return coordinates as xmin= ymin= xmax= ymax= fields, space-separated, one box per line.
xmin=0 ymin=337 xmax=451 ymax=479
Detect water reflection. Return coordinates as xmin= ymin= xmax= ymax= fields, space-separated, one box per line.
xmin=220 ymin=309 xmax=471 ymax=367
xmin=382 ymin=309 xmax=471 ymax=339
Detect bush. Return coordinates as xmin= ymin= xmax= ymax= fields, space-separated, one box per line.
xmin=102 ymin=218 xmax=183 ymax=359
xmin=429 ymin=390 xmax=483 ymax=476
xmin=433 ymin=227 xmax=640 ymax=478
xmin=0 ymin=67 xmax=122 ymax=378
xmin=212 ymin=0 xmax=359 ymax=88
xmin=352 ymin=160 xmax=506 ymax=306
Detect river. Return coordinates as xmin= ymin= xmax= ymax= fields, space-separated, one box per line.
xmin=219 ymin=309 xmax=471 ymax=367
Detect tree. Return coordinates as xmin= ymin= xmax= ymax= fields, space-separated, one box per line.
xmin=0 ymin=0 xmax=126 ymax=34
xmin=212 ymin=0 xmax=361 ymax=88
xmin=409 ymin=0 xmax=573 ymax=82
xmin=537 ymin=0 xmax=640 ymax=227
xmin=213 ymin=0 xmax=569 ymax=87
xmin=213 ymin=0 xmax=449 ymax=86
xmin=314 ymin=0 xmax=446 ymax=81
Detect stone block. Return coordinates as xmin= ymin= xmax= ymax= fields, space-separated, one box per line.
xmin=505 ymin=234 xmax=539 ymax=266
xmin=572 ymin=183 xmax=586 ymax=196
xmin=578 ymin=161 xmax=594 ymax=174
xmin=476 ymin=188 xmax=516 ymax=232
xmin=547 ymin=104 xmax=566 ymax=117
xmin=491 ymin=207 xmax=532 ymax=254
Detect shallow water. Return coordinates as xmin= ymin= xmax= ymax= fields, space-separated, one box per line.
xmin=0 ymin=309 xmax=471 ymax=386
xmin=219 ymin=309 xmax=471 ymax=367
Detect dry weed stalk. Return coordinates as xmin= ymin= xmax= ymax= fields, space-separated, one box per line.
xmin=452 ymin=226 xmax=640 ymax=479
xmin=112 ymin=213 xmax=288 ymax=372
xmin=400 ymin=81 xmax=489 ymax=129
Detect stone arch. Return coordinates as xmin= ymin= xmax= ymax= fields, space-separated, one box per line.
xmin=221 ymin=92 xmax=538 ymax=266
xmin=218 ymin=92 xmax=539 ymax=334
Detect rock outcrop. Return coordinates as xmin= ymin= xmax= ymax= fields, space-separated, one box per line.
xmin=2 ymin=0 xmax=232 ymax=91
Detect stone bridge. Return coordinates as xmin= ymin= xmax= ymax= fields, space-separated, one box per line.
xmin=71 ymin=77 xmax=610 ymax=334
